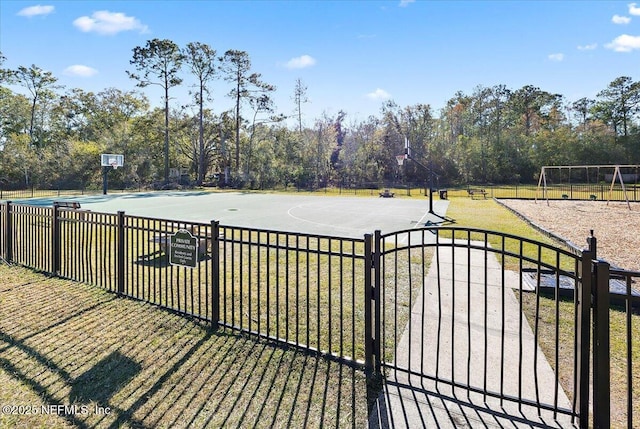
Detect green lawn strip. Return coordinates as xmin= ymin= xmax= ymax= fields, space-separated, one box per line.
xmin=443 ymin=196 xmax=559 ymax=244
xmin=441 ymin=196 xmax=576 ymax=272
xmin=446 ymin=196 xmax=639 ymax=428
xmin=0 ymin=263 xmax=368 ymax=428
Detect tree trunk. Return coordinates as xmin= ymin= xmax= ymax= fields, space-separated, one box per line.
xmin=198 ymin=83 xmax=205 ymax=185
xmin=235 ymin=79 xmax=241 ymax=174
xmin=164 ymin=88 xmax=170 ymax=184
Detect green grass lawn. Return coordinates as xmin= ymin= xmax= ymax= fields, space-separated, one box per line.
xmin=0 ymin=263 xmax=369 ymax=428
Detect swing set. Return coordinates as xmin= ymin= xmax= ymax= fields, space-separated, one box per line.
xmin=536 ymin=165 xmax=640 ymax=209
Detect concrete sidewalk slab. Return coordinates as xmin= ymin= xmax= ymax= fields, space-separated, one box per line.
xmin=370 ymin=243 xmax=578 ymax=428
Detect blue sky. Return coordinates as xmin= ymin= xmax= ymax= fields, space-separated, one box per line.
xmin=1 ymin=1 xmax=640 ymax=125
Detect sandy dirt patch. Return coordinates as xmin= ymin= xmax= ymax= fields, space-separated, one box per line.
xmin=500 ymin=199 xmax=640 ymax=271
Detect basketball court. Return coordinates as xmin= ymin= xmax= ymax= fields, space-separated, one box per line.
xmin=16 ymin=191 xmax=450 ymax=239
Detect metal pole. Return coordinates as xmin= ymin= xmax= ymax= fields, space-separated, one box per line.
xmin=576 ymin=248 xmax=593 ymax=428
xmin=4 ymin=201 xmax=12 ymax=263
xmin=103 ymin=167 xmax=108 ymax=195
xmin=429 ymin=160 xmax=434 ymax=214
xmin=117 ymin=211 xmax=125 ymax=294
xmin=211 ymin=220 xmax=220 ymax=328
xmin=364 ymin=233 xmax=374 ymax=373
xmin=52 ymin=203 xmax=61 ymax=275
xmin=587 ymin=230 xmax=597 ymax=260
xmin=593 ymin=260 xmax=611 ymax=429
xmin=373 ymin=230 xmax=382 ymax=373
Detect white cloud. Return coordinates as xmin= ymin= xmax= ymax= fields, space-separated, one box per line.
xmin=63 ymin=65 xmax=98 ymax=77
xmin=548 ymin=53 xmax=564 ymax=62
xmin=629 ymin=3 xmax=640 ymax=16
xmin=612 ymin=14 xmax=631 ymax=24
xmin=605 ymin=34 xmax=640 ymax=52
xmin=73 ymin=10 xmax=148 ymax=35
xmin=284 ymin=55 xmax=316 ymax=69
xmin=17 ymin=5 xmax=54 ymax=17
xmin=577 ymin=43 xmax=598 ymax=51
xmin=399 ymin=0 xmax=415 ymax=7
xmin=366 ymin=88 xmax=391 ymax=100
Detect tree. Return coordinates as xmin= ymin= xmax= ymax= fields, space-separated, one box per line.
xmin=11 ymin=64 xmax=59 ymax=146
xmin=311 ymin=114 xmax=338 ymax=188
xmin=0 ymin=52 xmax=8 ymax=84
xmin=596 ymin=76 xmax=640 ymax=138
xmin=51 ymin=88 xmax=146 ymax=143
xmin=330 ymin=110 xmax=347 ymax=169
xmin=293 ymin=78 xmax=308 ymax=134
xmin=443 ymin=91 xmax=472 ymax=142
xmin=571 ymin=97 xmax=595 ymax=132
xmin=183 ymin=42 xmax=217 ymax=185
xmin=509 ymin=85 xmax=562 ymax=136
xmin=246 ymin=93 xmax=280 ymax=179
xmin=127 ymin=38 xmax=184 ymax=183
xmin=220 ymin=50 xmax=275 ymax=176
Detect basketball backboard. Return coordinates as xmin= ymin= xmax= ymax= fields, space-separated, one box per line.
xmin=101 ymin=154 xmax=124 ymax=169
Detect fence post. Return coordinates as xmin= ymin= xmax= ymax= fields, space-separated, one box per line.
xmin=116 ymin=211 xmax=125 ymax=294
xmin=592 ymin=259 xmax=610 ymax=429
xmin=52 ymin=203 xmax=61 ymax=275
xmin=575 ymin=248 xmax=592 ymax=429
xmin=364 ymin=233 xmax=374 ymax=373
xmin=211 ymin=220 xmax=220 ymax=328
xmin=3 ymin=201 xmax=12 ymax=263
xmin=373 ymin=230 xmax=382 ymax=374
xmin=587 ymin=230 xmax=597 ymax=259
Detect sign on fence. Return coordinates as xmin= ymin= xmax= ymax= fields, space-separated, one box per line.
xmin=169 ymin=229 xmax=198 ymax=268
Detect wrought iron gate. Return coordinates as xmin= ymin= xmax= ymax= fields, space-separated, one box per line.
xmin=368 ymin=227 xmax=592 ymax=428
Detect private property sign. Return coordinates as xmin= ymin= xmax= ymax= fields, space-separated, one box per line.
xmin=169 ymin=229 xmax=198 ymax=268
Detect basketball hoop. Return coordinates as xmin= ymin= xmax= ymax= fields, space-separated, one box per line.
xmin=101 ymin=153 xmax=124 ymax=169
xmin=396 ymin=154 xmax=406 ymax=166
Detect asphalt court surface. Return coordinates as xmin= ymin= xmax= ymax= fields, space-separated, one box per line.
xmin=17 ymin=191 xmax=450 ymax=239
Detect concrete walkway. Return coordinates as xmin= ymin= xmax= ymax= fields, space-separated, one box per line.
xmin=369 ymin=242 xmax=579 ymax=428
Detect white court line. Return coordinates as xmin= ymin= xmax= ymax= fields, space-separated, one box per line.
xmin=413 ymin=208 xmax=433 ymax=229
xmin=286 ymin=204 xmax=355 ymax=234
xmin=398 ymin=208 xmax=434 ymax=244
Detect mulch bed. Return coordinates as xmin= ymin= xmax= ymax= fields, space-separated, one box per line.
xmin=500 ymin=199 xmax=640 ymax=272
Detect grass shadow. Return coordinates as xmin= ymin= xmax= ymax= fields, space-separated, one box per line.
xmin=70 ymin=351 xmax=142 ymax=404
xmin=0 ymin=264 xmax=369 ymax=428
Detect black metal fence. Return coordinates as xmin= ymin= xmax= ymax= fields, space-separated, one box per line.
xmin=0 ymin=200 xmax=638 ymax=428
xmin=0 ymin=187 xmax=143 ymax=201
xmin=0 ymin=202 xmax=369 ymax=365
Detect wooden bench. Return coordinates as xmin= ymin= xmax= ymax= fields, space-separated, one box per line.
xmin=467 ymin=189 xmax=487 ymax=200
xmin=379 ymin=189 xmax=395 ymax=198
xmin=54 ymin=201 xmax=82 ymax=209
xmin=53 ymin=201 xmax=90 ymax=220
